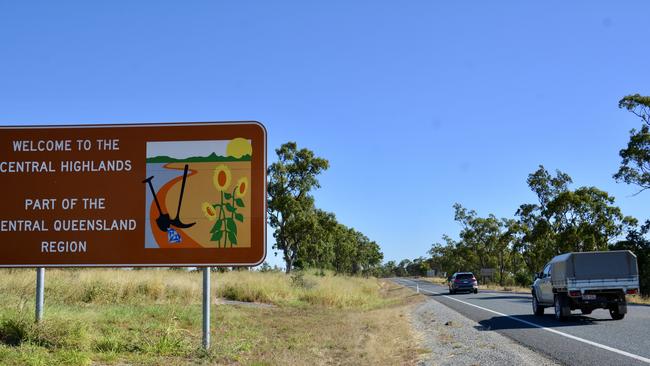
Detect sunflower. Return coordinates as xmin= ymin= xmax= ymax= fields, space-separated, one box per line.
xmin=201 ymin=202 xmax=217 ymax=221
xmin=235 ymin=177 xmax=248 ymax=198
xmin=213 ymin=164 xmax=232 ymax=192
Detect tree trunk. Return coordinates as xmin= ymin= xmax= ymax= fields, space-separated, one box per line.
xmin=284 ymin=249 xmax=294 ymax=274
xmin=499 ymin=252 xmax=505 ymax=286
xmin=285 ymin=257 xmax=293 ymax=274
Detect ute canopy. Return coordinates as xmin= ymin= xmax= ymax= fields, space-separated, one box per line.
xmin=549 ymin=250 xmax=638 ymax=283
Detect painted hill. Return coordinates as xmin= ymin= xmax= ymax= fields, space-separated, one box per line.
xmin=146 ymin=153 xmax=251 ymax=163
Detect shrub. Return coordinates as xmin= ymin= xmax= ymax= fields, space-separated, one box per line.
xmin=29 ymin=319 xmax=90 ymax=350
xmin=0 ymin=318 xmax=29 ymax=346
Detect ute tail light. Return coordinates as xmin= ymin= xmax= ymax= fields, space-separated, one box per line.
xmin=569 ymin=290 xmax=581 ymax=297
xmin=626 ymin=288 xmax=638 ymax=295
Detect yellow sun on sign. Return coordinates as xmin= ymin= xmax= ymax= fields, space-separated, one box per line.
xmin=226 ymin=138 xmax=252 ymax=158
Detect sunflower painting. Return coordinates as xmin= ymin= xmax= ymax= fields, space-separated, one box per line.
xmin=144 ymin=138 xmax=252 ymax=249
xmin=201 ymin=164 xmax=249 ymax=247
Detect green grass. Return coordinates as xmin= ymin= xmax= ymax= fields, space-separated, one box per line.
xmin=0 ymin=304 xmax=199 ymax=365
xmin=0 ymin=269 xmax=422 ymax=365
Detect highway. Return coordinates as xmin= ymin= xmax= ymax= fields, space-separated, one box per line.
xmin=394 ymin=278 xmax=650 ymax=366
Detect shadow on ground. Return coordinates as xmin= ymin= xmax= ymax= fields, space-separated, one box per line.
xmin=469 ymin=295 xmax=531 ymax=303
xmin=474 ymin=313 xmax=617 ymax=331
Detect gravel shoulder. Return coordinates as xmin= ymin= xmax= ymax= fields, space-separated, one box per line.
xmin=412 ymin=295 xmax=560 ymax=366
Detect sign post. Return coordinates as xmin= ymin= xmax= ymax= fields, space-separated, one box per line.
xmin=35 ymin=267 xmax=44 ymax=322
xmin=202 ymin=267 xmax=211 ymax=350
xmin=480 ymin=268 xmax=495 ymax=285
xmin=0 ymin=121 xmax=266 ymax=342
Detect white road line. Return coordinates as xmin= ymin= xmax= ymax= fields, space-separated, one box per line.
xmin=399 ymin=279 xmax=650 ymax=365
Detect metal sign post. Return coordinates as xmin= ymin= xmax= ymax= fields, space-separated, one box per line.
xmin=202 ymin=267 xmax=211 ymax=350
xmin=35 ymin=267 xmax=44 ymax=322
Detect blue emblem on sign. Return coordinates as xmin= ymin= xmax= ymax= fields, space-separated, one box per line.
xmin=167 ymin=228 xmax=181 ymax=244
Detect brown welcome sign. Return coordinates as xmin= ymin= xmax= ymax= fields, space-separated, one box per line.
xmin=0 ymin=122 xmax=266 ymax=267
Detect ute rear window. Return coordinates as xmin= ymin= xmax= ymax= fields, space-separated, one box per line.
xmin=456 ymin=274 xmax=474 ymax=279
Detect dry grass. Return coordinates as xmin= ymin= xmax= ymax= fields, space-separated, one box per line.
xmin=218 ymin=270 xmax=387 ymax=309
xmin=479 ymin=283 xmax=530 ymax=293
xmin=0 ymin=269 xmax=202 ymax=306
xmin=226 ymin=281 xmax=424 ymax=365
xmin=0 ymin=269 xmax=425 ymax=365
xmin=0 ymin=269 xmax=386 ymax=309
xmin=627 ymin=294 xmax=650 ymax=305
xmin=419 ymin=277 xmax=447 ymax=286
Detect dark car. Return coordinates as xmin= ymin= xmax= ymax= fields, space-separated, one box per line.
xmin=448 ymin=272 xmax=478 ymax=294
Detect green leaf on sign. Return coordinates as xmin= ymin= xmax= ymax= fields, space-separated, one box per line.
xmin=226 ymin=218 xmax=237 ymax=235
xmin=211 ymin=230 xmax=223 ymax=242
xmin=224 ymin=193 xmax=232 ymax=200
xmin=225 ymin=204 xmax=236 ymax=213
xmin=235 ymin=213 xmax=244 ymax=222
xmin=235 ymin=198 xmax=245 ymax=208
xmin=228 ymin=231 xmax=237 ymax=245
xmin=211 ymin=219 xmax=223 ymax=233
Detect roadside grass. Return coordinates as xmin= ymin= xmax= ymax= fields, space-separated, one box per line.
xmin=0 ymin=269 xmax=424 ymax=365
xmin=0 ymin=269 xmax=387 ymax=309
xmin=627 ymin=294 xmax=650 ymax=305
xmin=478 ymin=283 xmax=530 ymax=293
xmin=419 ymin=277 xmax=447 ymax=286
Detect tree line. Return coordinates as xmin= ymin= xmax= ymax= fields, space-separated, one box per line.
xmin=267 ymin=142 xmax=383 ymax=275
xmin=388 ymin=94 xmax=650 ymax=296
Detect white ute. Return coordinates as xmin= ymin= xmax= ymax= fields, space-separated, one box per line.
xmin=531 ymin=250 xmax=639 ymax=321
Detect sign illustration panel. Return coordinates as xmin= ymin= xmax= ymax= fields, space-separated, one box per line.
xmin=144 ymin=139 xmax=253 ymax=249
xmin=0 ymin=122 xmax=266 ymax=267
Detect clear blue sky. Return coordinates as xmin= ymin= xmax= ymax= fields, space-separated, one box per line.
xmin=2 ymin=1 xmax=649 ymax=268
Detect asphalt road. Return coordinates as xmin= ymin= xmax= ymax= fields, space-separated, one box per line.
xmin=394 ymin=278 xmax=650 ymax=366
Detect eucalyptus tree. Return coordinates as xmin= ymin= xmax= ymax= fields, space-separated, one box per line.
xmin=611 ymin=221 xmax=650 ymax=295
xmin=614 ymin=94 xmax=650 ymax=194
xmin=267 ymin=142 xmax=329 ymax=273
xmin=453 ymin=203 xmax=506 ymax=276
xmin=611 ymin=94 xmax=650 ymax=295
xmin=517 ymin=166 xmax=635 ymax=272
xmin=429 ymin=235 xmax=475 ymax=277
xmin=352 ymin=233 xmax=383 ymax=276
xmin=296 ymin=209 xmax=338 ymax=270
